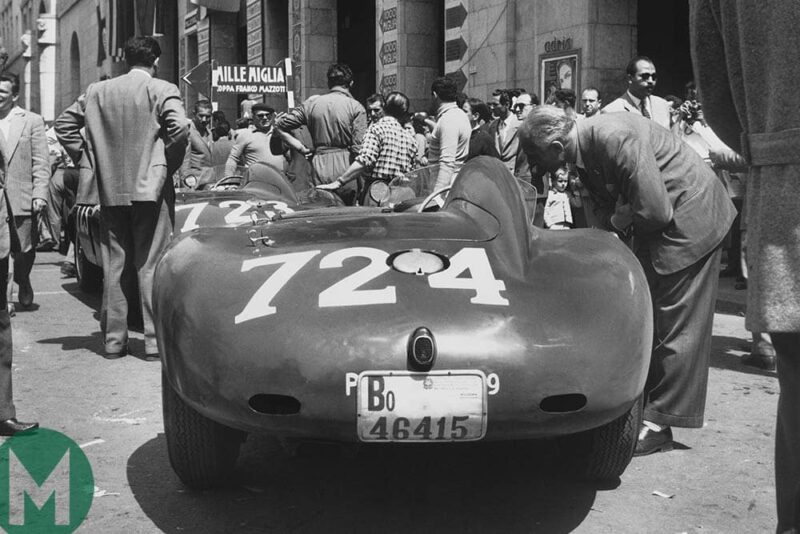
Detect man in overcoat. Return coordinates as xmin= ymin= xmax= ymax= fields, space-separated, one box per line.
xmin=55 ymin=36 xmax=188 ymax=360
xmin=0 ymin=148 xmax=38 ymax=435
xmin=690 ymin=2 xmax=800 ymax=530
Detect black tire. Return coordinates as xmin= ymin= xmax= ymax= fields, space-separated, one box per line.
xmin=74 ymin=238 xmax=103 ymax=293
xmin=162 ymin=372 xmax=246 ymax=489
xmin=557 ymin=395 xmax=643 ymax=481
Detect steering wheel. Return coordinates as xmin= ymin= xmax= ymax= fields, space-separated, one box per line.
xmin=212 ymin=175 xmax=243 ymax=190
xmin=417 ymin=186 xmax=452 ymax=213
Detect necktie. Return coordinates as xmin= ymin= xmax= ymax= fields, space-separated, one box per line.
xmin=640 ymin=99 xmax=651 ymax=119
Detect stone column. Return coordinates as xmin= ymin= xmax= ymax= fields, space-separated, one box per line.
xmin=290 ymin=0 xmax=336 ymax=102
xmin=37 ymin=15 xmax=57 ymax=122
xmin=382 ymin=0 xmax=440 ymax=114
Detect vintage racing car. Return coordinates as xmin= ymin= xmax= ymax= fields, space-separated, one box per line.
xmin=71 ymin=163 xmax=341 ymax=292
xmin=155 ymin=157 xmax=653 ymax=489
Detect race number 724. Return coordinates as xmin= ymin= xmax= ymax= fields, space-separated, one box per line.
xmin=234 ymin=247 xmax=508 ymax=324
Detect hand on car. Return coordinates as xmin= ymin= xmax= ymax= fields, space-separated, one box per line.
xmin=316 ymin=179 xmax=342 ymax=191
xmin=32 ymin=199 xmax=47 ymax=213
xmin=610 ymin=200 xmax=633 ymax=232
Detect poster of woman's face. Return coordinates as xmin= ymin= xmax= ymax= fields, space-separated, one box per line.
xmin=540 ymin=51 xmax=580 ymax=100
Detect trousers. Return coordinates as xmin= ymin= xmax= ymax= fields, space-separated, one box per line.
xmin=775 ymin=332 xmax=800 ymax=532
xmin=641 ymin=246 xmax=722 ymax=428
xmin=100 ymin=196 xmax=173 ymax=355
xmin=0 ymin=257 xmax=15 ymax=420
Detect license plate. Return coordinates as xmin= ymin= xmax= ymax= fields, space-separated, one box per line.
xmin=357 ymin=371 xmax=487 ymax=442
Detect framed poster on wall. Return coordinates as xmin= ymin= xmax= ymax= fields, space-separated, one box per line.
xmin=540 ymin=50 xmax=581 ymax=103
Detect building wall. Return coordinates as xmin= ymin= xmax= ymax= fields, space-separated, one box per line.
xmin=57 ymin=1 xmax=180 ymax=117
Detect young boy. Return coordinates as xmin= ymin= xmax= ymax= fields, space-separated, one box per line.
xmin=543 ymin=165 xmax=574 ymax=230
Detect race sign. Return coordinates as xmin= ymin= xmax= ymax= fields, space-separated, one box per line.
xmin=357 ymin=371 xmax=487 ymax=442
xmin=213 ymin=64 xmax=287 ymax=94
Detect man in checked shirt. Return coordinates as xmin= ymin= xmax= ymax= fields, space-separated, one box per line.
xmin=317 ymin=91 xmax=416 ymax=206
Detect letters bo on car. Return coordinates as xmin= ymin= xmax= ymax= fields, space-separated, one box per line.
xmin=155 ymin=157 xmax=653 ymax=489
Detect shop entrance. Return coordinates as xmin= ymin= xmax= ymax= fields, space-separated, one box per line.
xmin=337 ymin=1 xmax=376 ymax=104
xmin=637 ymin=1 xmax=692 ymax=99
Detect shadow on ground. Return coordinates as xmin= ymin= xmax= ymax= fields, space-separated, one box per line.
xmin=711 ymin=334 xmax=776 ymax=378
xmin=128 ymin=434 xmax=613 ymax=533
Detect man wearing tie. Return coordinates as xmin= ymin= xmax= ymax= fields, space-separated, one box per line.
xmin=519 ymin=105 xmax=736 ymax=457
xmin=0 ymin=72 xmax=50 ymax=309
xmin=602 ymin=56 xmax=671 ymax=130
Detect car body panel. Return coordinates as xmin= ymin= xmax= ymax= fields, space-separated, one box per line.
xmin=155 ymin=157 xmax=653 ymax=444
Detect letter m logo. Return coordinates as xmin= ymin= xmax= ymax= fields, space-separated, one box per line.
xmin=7 ymin=449 xmax=70 ymax=525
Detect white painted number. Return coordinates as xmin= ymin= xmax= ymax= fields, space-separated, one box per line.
xmin=428 ymin=248 xmax=509 ymax=305
xmin=220 ymin=200 xmax=253 ymax=225
xmin=318 ymin=247 xmax=396 ymax=308
xmin=234 ymin=246 xmax=508 ymax=324
xmin=234 ymin=250 xmax=321 ymax=324
xmin=263 ymin=200 xmax=294 ymax=218
xmin=175 ymin=202 xmax=209 ymax=233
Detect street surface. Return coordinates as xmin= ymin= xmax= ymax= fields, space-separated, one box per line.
xmin=4 ymin=251 xmax=777 ymax=533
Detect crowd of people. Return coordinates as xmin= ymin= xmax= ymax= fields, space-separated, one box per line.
xmin=0 ymin=6 xmax=797 ymax=529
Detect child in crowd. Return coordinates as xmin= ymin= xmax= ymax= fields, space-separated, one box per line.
xmin=543 ymin=165 xmax=574 ymax=230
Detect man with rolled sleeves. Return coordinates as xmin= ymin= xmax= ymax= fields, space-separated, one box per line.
xmin=0 ymin=72 xmax=50 ymax=309
xmin=519 ymin=106 xmax=736 ymax=456
xmin=56 ymin=36 xmax=188 ymax=361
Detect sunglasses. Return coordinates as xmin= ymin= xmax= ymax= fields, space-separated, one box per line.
xmin=639 ymin=73 xmax=657 ymax=81
xmin=512 ymin=103 xmax=531 ymax=112
xmin=255 ymin=112 xmax=274 ymax=118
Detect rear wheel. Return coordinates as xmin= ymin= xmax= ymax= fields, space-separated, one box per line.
xmin=557 ymin=395 xmax=643 ymax=481
xmin=74 ymin=237 xmax=103 ymax=293
xmin=162 ymin=373 xmax=246 ymax=489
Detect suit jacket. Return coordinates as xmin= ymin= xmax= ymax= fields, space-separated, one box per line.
xmin=485 ymin=115 xmax=527 ymax=176
xmin=601 ymin=92 xmax=671 ymax=130
xmin=1 ymin=107 xmax=50 ymax=216
xmin=576 ymin=113 xmax=736 ymax=275
xmin=55 ymin=68 xmax=188 ymax=206
xmin=181 ymin=121 xmax=212 ymax=176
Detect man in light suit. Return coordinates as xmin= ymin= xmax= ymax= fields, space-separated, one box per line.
xmin=601 ymin=56 xmax=671 ymax=130
xmin=0 ymin=72 xmax=50 ymax=309
xmin=0 ymin=148 xmax=38 ymax=435
xmin=519 ymin=106 xmax=736 ymax=456
xmin=486 ymin=89 xmax=527 ymax=178
xmin=56 ymin=36 xmax=188 ymax=360
xmin=180 ymin=99 xmax=213 ymax=186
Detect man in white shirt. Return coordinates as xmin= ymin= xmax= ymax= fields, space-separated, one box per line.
xmin=428 ymin=76 xmax=471 ymax=192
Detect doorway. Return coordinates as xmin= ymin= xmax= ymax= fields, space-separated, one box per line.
xmin=637 ymin=1 xmax=692 ymax=99
xmin=337 ymin=1 xmax=376 ymax=104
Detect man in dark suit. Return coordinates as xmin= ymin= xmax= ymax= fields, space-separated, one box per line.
xmin=0 ymin=149 xmax=37 ymax=435
xmin=0 ymin=72 xmax=51 ymax=309
xmin=55 ymin=36 xmax=188 ymax=361
xmin=601 ymin=56 xmax=671 ymax=130
xmin=519 ymin=106 xmax=736 ymax=455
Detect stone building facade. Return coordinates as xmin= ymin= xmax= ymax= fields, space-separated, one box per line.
xmin=45 ymin=1 xmax=689 ymax=126
xmin=0 ymin=0 xmax=57 ymax=121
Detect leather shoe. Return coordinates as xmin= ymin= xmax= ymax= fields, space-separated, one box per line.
xmin=634 ymin=425 xmax=673 ymax=456
xmin=18 ymin=280 xmax=33 ymax=308
xmin=104 ymin=346 xmax=128 ymax=360
xmin=0 ymin=418 xmax=39 ymax=436
xmin=144 ymin=353 xmax=160 ymax=362
xmin=743 ymin=340 xmax=777 ymax=371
